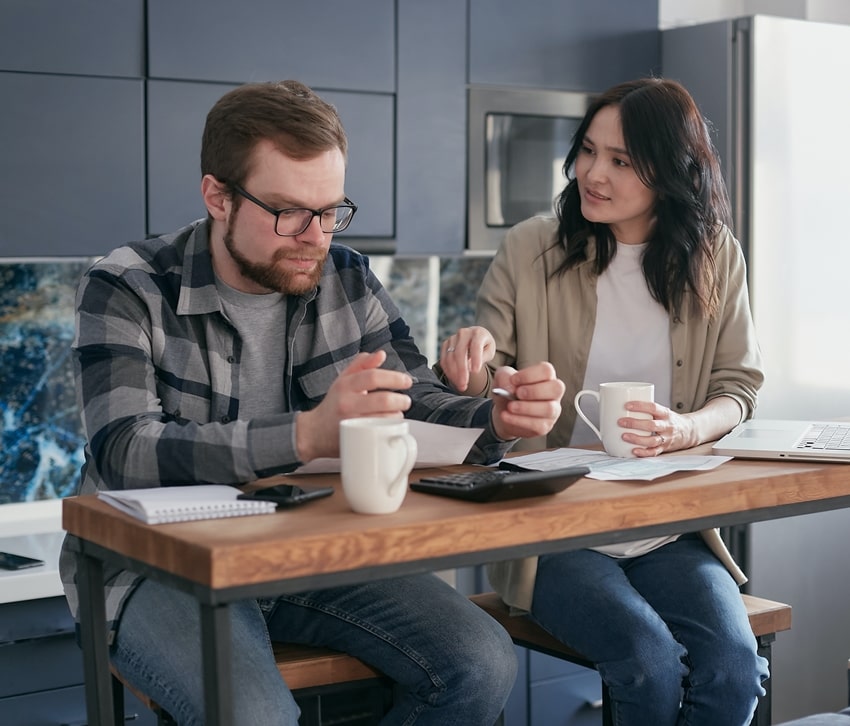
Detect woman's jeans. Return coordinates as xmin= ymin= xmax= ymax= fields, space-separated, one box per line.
xmin=531 ymin=535 xmax=770 ymax=726
xmin=110 ymin=573 xmax=516 ymax=726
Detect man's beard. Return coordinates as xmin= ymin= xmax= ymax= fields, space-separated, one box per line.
xmin=223 ymin=224 xmax=326 ymax=295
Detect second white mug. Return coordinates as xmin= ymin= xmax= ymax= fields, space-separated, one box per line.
xmin=574 ymin=382 xmax=655 ymax=458
xmin=339 ymin=418 xmax=418 ymax=514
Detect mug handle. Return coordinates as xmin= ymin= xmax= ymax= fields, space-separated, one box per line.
xmin=387 ymin=433 xmax=419 ymax=496
xmin=573 ymin=390 xmax=603 ymax=442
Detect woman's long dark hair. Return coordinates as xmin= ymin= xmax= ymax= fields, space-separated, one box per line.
xmin=554 ymin=77 xmax=731 ymax=319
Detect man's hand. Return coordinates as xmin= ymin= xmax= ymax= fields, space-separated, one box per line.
xmin=295 ymin=350 xmax=414 ymax=462
xmin=489 ymin=362 xmax=564 ymax=441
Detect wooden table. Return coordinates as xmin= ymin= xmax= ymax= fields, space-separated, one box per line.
xmin=63 ymin=445 xmax=850 ymax=725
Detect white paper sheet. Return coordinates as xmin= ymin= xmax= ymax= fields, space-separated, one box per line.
xmin=290 ymin=420 xmax=485 ymax=474
xmin=502 ymin=448 xmax=731 ymax=481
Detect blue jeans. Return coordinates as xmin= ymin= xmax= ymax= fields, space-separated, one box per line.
xmin=111 ymin=573 xmax=516 ymax=726
xmin=531 ymin=535 xmax=769 ymax=726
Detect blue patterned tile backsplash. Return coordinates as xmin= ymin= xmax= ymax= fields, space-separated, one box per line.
xmin=1 ymin=260 xmax=95 ymax=505
xmin=0 ymin=254 xmax=491 ymax=507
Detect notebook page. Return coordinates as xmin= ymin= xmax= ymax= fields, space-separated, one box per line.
xmin=97 ymin=485 xmax=276 ymax=524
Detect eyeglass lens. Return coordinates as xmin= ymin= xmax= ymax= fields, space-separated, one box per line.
xmin=276 ymin=206 xmax=354 ymax=235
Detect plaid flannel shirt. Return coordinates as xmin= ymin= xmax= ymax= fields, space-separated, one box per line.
xmin=60 ymin=219 xmax=510 ymax=642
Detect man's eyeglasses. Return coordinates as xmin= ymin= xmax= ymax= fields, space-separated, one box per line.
xmin=228 ymin=182 xmax=357 ymax=236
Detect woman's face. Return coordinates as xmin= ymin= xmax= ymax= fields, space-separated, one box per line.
xmin=574 ymin=105 xmax=657 ymax=244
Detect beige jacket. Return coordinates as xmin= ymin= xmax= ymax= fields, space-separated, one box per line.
xmin=476 ymin=216 xmax=764 ymax=612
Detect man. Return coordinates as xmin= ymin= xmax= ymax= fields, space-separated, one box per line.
xmin=59 ymin=80 xmax=565 ymax=725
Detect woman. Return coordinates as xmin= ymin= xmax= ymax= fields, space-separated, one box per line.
xmin=437 ymin=77 xmax=768 ymax=725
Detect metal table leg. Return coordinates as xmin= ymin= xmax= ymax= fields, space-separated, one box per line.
xmin=76 ymin=548 xmax=115 ymax=726
xmin=200 ymin=601 xmax=235 ymax=726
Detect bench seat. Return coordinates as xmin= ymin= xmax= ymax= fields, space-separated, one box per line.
xmin=470 ymin=590 xmax=792 ymax=726
xmin=112 ymin=643 xmax=388 ymax=726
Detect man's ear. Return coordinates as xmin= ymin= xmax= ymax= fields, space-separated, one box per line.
xmin=201 ymin=175 xmax=230 ymax=221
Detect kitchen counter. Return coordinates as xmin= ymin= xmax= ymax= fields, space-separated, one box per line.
xmin=0 ymin=499 xmax=64 ymax=604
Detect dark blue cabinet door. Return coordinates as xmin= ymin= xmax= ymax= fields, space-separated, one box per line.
xmin=395 ymin=0 xmax=467 ymax=255
xmin=147 ymin=0 xmax=395 ymax=92
xmin=469 ymin=0 xmax=659 ymax=92
xmin=0 ymin=73 xmax=145 ymax=257
xmin=0 ymin=0 xmax=144 ymax=77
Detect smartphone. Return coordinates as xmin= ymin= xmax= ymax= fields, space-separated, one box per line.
xmin=237 ymin=484 xmax=334 ymax=508
xmin=0 ymin=551 xmax=46 ymax=571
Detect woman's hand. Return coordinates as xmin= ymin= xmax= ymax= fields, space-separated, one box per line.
xmin=490 ymin=362 xmax=565 ymax=441
xmin=618 ymin=401 xmax=697 ymax=457
xmin=439 ymin=326 xmax=496 ymax=395
xmin=619 ymin=396 xmax=744 ymax=457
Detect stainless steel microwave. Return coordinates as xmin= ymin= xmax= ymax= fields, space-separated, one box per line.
xmin=466 ymin=86 xmax=594 ymax=253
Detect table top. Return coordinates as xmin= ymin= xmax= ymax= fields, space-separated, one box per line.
xmin=62 ymin=446 xmax=850 ymax=595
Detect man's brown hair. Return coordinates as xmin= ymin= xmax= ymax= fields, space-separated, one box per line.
xmin=201 ymin=80 xmax=348 ymax=187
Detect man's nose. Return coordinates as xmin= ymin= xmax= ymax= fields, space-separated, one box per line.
xmin=297 ymin=214 xmax=327 ymax=243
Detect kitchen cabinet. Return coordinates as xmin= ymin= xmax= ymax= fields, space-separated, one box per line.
xmin=502 ymin=649 xmax=603 ymax=726
xmin=146 ymin=0 xmax=395 ymax=92
xmin=0 ymin=73 xmax=146 ymax=257
xmin=0 ymin=0 xmax=143 ymax=77
xmin=0 ymin=596 xmax=156 ymax=726
xmin=0 ymin=0 xmax=661 ymax=258
xmin=469 ymin=0 xmax=659 ymax=93
xmin=395 ymin=0 xmax=467 ymax=255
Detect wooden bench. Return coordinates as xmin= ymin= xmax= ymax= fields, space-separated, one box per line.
xmin=111 ymin=642 xmax=390 ymax=726
xmin=112 ymin=591 xmax=791 ymax=725
xmin=470 ymin=590 xmax=792 ymax=726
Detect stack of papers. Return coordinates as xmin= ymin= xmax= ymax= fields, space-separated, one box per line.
xmin=292 ymin=420 xmax=484 ymax=474
xmin=97 ymin=485 xmax=276 ymax=524
xmin=502 ymin=448 xmax=730 ymax=481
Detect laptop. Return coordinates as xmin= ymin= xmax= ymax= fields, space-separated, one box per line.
xmin=712 ymin=419 xmax=850 ymax=463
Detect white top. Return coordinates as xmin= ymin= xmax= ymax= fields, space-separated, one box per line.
xmin=575 ymin=241 xmax=678 ymax=558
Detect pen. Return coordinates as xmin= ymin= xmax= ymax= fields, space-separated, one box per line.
xmin=492 ymin=387 xmax=516 ymax=401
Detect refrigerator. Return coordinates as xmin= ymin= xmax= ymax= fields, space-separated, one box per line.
xmin=663 ymin=15 xmax=850 ymax=721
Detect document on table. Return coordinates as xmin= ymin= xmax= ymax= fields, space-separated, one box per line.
xmin=291 ymin=420 xmax=485 ymax=475
xmin=501 ymin=448 xmax=731 ymax=481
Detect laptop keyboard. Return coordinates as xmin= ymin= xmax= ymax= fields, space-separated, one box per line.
xmin=795 ymin=423 xmax=850 ymax=451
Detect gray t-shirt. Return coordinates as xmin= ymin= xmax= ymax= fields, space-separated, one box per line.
xmin=215 ymin=277 xmax=287 ymax=418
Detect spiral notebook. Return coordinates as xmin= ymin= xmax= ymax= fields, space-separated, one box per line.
xmin=97 ymin=485 xmax=277 ymax=524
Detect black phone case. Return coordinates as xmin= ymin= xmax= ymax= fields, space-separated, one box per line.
xmin=238 ymin=486 xmax=334 ymax=508
xmin=0 ymin=552 xmax=46 ymax=570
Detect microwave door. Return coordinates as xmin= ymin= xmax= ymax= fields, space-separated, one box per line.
xmin=485 ymin=113 xmax=575 ymax=230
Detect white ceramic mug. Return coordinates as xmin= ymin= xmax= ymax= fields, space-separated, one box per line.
xmin=574 ymin=382 xmax=655 ymax=458
xmin=339 ymin=418 xmax=418 ymax=514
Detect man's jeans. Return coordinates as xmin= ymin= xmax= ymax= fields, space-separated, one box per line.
xmin=531 ymin=534 xmax=770 ymax=726
xmin=111 ymin=573 xmax=516 ymax=725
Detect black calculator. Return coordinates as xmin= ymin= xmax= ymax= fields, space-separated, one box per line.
xmin=410 ymin=465 xmax=589 ymax=503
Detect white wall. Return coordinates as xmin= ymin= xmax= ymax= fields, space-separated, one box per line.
xmin=659 ymin=0 xmax=850 ymax=28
